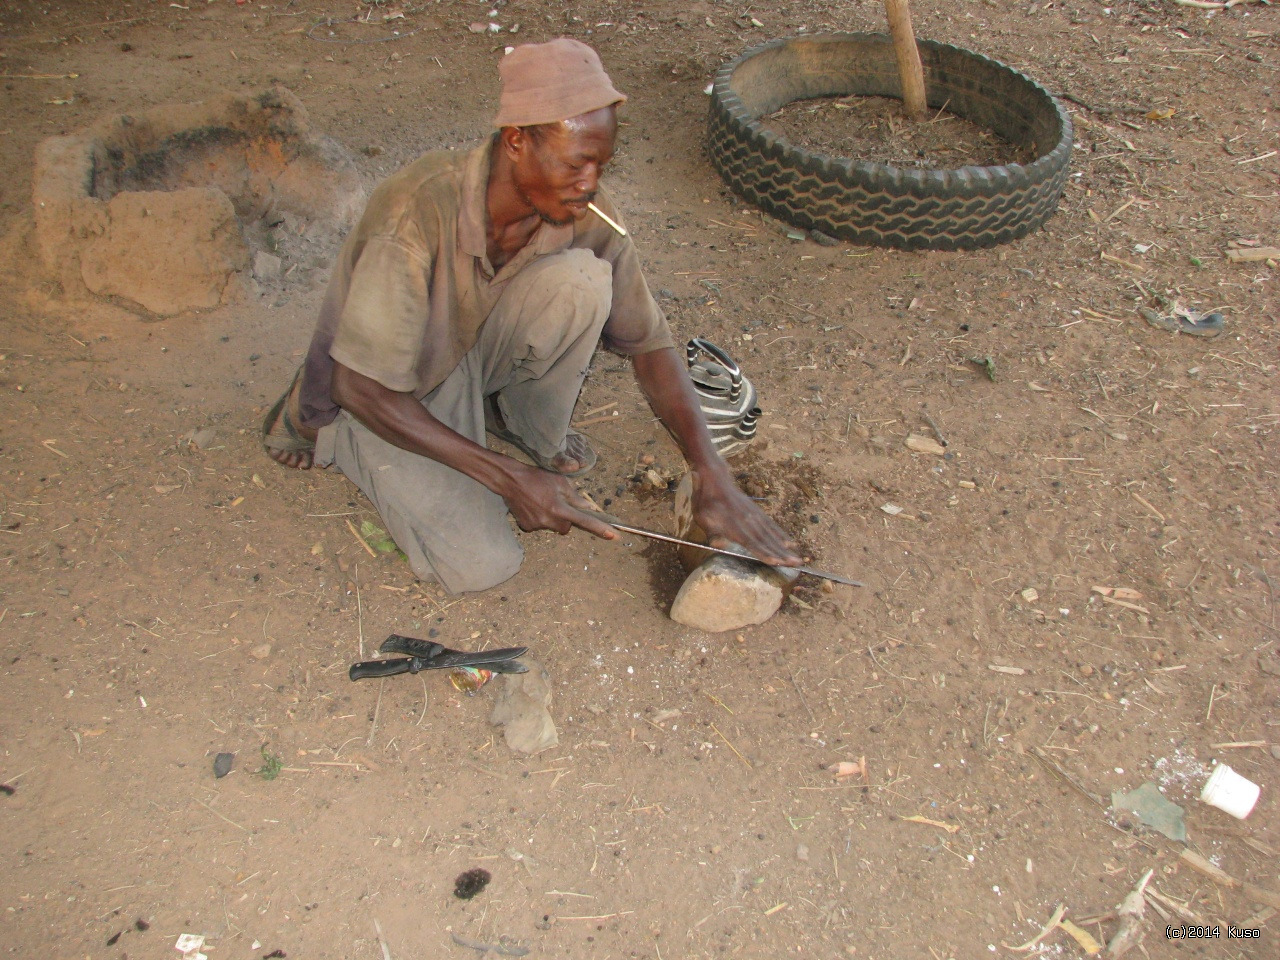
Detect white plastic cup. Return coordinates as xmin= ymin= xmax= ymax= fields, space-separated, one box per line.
xmin=1200 ymin=763 xmax=1261 ymax=820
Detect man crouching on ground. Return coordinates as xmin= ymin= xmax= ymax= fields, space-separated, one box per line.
xmin=261 ymin=38 xmax=801 ymax=594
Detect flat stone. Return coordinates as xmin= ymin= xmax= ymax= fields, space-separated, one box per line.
xmin=490 ymin=659 xmax=558 ymax=755
xmin=188 ymin=427 xmax=217 ymax=450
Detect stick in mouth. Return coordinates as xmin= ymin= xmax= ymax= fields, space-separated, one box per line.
xmin=586 ymin=201 xmax=627 ymax=237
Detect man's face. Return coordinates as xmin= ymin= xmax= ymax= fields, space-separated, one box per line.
xmin=511 ymin=107 xmax=618 ymax=227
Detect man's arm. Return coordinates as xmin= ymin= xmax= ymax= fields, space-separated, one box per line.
xmin=630 ymin=347 xmax=803 ymax=566
xmin=331 ymin=361 xmax=616 ymax=540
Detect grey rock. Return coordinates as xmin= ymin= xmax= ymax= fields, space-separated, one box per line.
xmin=490 ymin=659 xmax=558 ymax=754
xmin=189 ymin=427 xmax=217 ymax=450
xmin=252 ymin=250 xmax=283 ymax=281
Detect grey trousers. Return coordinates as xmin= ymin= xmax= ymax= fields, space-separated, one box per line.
xmin=315 ymin=249 xmax=613 ymax=594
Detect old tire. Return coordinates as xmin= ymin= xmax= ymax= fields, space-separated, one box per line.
xmin=707 ymin=33 xmax=1073 ymax=250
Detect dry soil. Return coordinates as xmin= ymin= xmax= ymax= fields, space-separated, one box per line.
xmin=1 ymin=2 xmax=1278 ymax=959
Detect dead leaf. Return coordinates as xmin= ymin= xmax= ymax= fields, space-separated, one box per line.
xmin=988 ymin=664 xmax=1027 ymax=676
xmin=1145 ymin=108 xmax=1175 ymax=121
xmin=827 ymin=758 xmax=866 ymax=779
xmin=1004 ymin=904 xmax=1066 ymax=952
xmin=905 ymin=433 xmax=946 ymax=456
xmin=900 ymin=814 xmax=959 ymax=833
xmin=153 ymin=484 xmax=181 ymax=494
xmin=1092 ymin=585 xmax=1143 ymax=601
xmin=1226 ymin=246 xmax=1280 ymax=263
xmin=1058 ymin=918 xmax=1102 ymax=954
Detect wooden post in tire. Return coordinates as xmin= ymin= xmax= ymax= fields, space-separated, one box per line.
xmin=884 ymin=0 xmax=928 ymax=121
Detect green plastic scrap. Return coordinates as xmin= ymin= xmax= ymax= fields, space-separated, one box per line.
xmin=1111 ymin=782 xmax=1186 ymax=842
xmin=969 ymin=356 xmax=997 ymax=382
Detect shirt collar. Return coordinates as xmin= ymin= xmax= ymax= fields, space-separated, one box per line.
xmin=457 ymin=138 xmax=492 ymax=260
xmin=457 ymin=135 xmax=575 ymax=266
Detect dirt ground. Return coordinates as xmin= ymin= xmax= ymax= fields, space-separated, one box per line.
xmin=2 ymin=1 xmax=1278 ymax=958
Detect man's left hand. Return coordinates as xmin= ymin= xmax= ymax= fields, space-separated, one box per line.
xmin=690 ymin=468 xmax=803 ymax=568
xmin=631 ymin=346 xmax=804 ymax=568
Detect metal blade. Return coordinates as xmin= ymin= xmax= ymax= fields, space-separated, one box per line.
xmin=379 ymin=635 xmax=529 ymax=671
xmin=607 ymin=521 xmax=864 ymax=588
xmin=380 ymin=634 xmax=446 ymax=659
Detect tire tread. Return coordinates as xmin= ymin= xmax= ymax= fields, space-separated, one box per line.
xmin=707 ymin=33 xmax=1073 ymax=250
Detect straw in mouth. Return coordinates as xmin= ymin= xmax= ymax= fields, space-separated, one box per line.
xmin=586 ymin=201 xmax=627 ymax=236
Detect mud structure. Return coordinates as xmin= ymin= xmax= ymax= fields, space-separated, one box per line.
xmin=32 ymin=87 xmax=364 ymax=316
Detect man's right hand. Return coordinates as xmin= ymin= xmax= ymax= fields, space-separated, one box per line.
xmin=333 ymin=362 xmax=618 ymax=543
xmin=501 ymin=465 xmax=618 ymax=541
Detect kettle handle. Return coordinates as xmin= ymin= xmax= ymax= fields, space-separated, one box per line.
xmin=686 ymin=337 xmax=743 ymax=403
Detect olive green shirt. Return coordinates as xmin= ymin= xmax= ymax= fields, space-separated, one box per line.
xmin=299 ymin=136 xmax=671 ymax=428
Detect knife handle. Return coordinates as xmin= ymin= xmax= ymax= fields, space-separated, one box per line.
xmin=349 ymin=658 xmax=415 ymax=681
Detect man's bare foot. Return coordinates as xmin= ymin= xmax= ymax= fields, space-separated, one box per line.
xmin=262 ymin=368 xmax=318 ymax=469
xmin=544 ymin=431 xmax=596 ymax=476
xmin=484 ymin=396 xmax=597 ymax=478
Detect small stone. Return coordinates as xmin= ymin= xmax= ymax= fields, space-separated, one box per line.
xmin=249 ymin=643 xmax=272 ymax=660
xmin=213 ymin=752 xmax=234 ymax=778
xmin=1021 ymin=587 xmax=1039 ymax=603
xmin=253 ymin=250 xmax=283 ymax=281
xmin=1079 ymin=664 xmax=1094 ymax=677
xmin=490 ymin=660 xmax=558 ymax=755
xmin=189 ymin=427 xmax=217 ymax=450
xmin=796 ymin=843 xmax=810 ymax=861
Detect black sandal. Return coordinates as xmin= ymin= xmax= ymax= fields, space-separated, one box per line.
xmin=262 ymin=368 xmax=315 ymax=457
